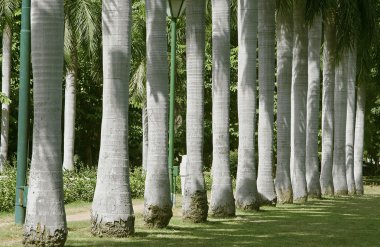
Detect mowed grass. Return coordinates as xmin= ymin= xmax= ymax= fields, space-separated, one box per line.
xmin=1 ymin=186 xmax=380 ymax=247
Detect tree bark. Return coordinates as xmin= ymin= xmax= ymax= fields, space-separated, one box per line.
xmin=210 ymin=0 xmax=236 ymax=217
xmin=142 ymin=103 xmax=148 ymax=172
xmin=91 ymin=0 xmax=135 ymax=237
xmin=306 ymin=13 xmax=322 ymax=199
xmin=144 ymin=0 xmax=173 ymax=227
xmin=257 ymin=0 xmax=277 ymax=205
xmin=63 ymin=70 xmax=76 ymax=171
xmin=24 ymin=1 xmax=67 ymax=245
xmin=275 ymin=5 xmax=293 ymax=204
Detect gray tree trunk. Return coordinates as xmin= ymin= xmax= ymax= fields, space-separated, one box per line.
xmin=142 ymin=103 xmax=148 ymax=172
xmin=0 ymin=25 xmax=11 ymax=172
xmin=290 ymin=0 xmax=308 ymax=203
xmin=182 ymin=0 xmax=208 ymax=223
xmin=320 ymin=10 xmax=336 ymax=196
xmin=91 ymin=0 xmax=135 ymax=237
xmin=305 ymin=14 xmax=322 ymax=198
xmin=257 ymin=0 xmax=277 ymax=205
xmin=354 ymin=82 xmax=365 ymax=195
xmin=332 ymin=51 xmax=348 ymax=196
xmin=275 ymin=5 xmax=293 ymax=204
xmin=144 ymin=0 xmax=173 ymax=227
xmin=235 ymin=0 xmax=259 ymax=211
xmin=23 ymin=0 xmax=67 ymax=245
xmin=210 ymin=0 xmax=235 ymax=217
xmin=62 ymin=70 xmax=76 ymax=171
xmin=345 ymin=48 xmax=357 ymax=195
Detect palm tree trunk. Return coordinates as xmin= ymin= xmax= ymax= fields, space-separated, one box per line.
xmin=24 ymin=0 xmax=67 ymax=245
xmin=354 ymin=82 xmax=365 ymax=195
xmin=63 ymin=70 xmax=76 ymax=171
xmin=210 ymin=0 xmax=235 ymax=217
xmin=345 ymin=47 xmax=357 ymax=195
xmin=91 ymin=0 xmax=135 ymax=237
xmin=235 ymin=0 xmax=259 ymax=211
xmin=0 ymin=25 xmax=11 ymax=172
xmin=182 ymin=0 xmax=208 ymax=222
xmin=144 ymin=0 xmax=173 ymax=227
xmin=275 ymin=5 xmax=293 ymax=204
xmin=305 ymin=13 xmax=322 ymax=199
xmin=290 ymin=0 xmax=308 ymax=203
xmin=142 ymin=103 xmax=148 ymax=172
xmin=320 ymin=9 xmax=336 ymax=196
xmin=332 ymin=51 xmax=348 ymax=196
xmin=257 ymin=0 xmax=276 ymax=205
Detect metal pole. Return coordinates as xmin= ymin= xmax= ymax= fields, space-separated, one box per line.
xmin=169 ymin=18 xmax=177 ymax=204
xmin=15 ymin=0 xmax=31 ymax=225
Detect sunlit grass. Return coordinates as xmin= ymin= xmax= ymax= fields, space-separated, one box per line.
xmin=1 ymin=186 xmax=380 ymax=246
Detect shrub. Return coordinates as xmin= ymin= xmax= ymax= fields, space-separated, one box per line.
xmin=0 ymin=167 xmax=16 ymax=212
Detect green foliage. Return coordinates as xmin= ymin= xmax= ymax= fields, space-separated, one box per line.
xmin=63 ymin=168 xmax=97 ymax=204
xmin=0 ymin=166 xmax=16 ymax=212
xmin=129 ymin=168 xmax=145 ymax=198
xmin=0 ymin=92 xmax=11 ymax=105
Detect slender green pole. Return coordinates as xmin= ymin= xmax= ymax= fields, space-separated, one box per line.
xmin=15 ymin=0 xmax=31 ymax=225
xmin=169 ymin=18 xmax=177 ymax=203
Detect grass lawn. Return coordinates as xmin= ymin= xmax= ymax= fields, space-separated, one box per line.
xmin=1 ymin=186 xmax=380 ymax=247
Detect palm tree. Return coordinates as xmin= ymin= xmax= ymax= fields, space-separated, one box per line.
xmin=0 ymin=0 xmax=19 ymax=172
xmin=257 ymin=0 xmax=276 ymax=205
xmin=63 ymin=0 xmax=101 ymax=171
xmin=91 ymin=0 xmax=135 ymax=237
xmin=235 ymin=0 xmax=259 ymax=211
xmin=320 ymin=5 xmax=336 ymax=196
xmin=210 ymin=0 xmax=235 ymax=217
xmin=144 ymin=0 xmax=173 ymax=227
xmin=23 ymin=0 xmax=67 ymax=245
xmin=290 ymin=0 xmax=308 ymax=203
xmin=332 ymin=50 xmax=349 ymax=196
xmin=345 ymin=47 xmax=357 ymax=195
xmin=182 ymin=0 xmax=209 ymax=222
xmin=354 ymin=81 xmax=365 ymax=195
xmin=275 ymin=1 xmax=293 ymax=204
xmin=305 ymin=13 xmax=322 ymax=199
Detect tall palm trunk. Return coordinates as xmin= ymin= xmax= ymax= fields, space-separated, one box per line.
xmin=275 ymin=5 xmax=293 ymax=204
xmin=182 ymin=0 xmax=208 ymax=222
xmin=320 ymin=9 xmax=336 ymax=196
xmin=332 ymin=51 xmax=348 ymax=196
xmin=91 ymin=0 xmax=135 ymax=237
xmin=0 ymin=25 xmax=11 ymax=172
xmin=305 ymin=14 xmax=322 ymax=198
xmin=290 ymin=0 xmax=308 ymax=203
xmin=144 ymin=0 xmax=172 ymax=227
xmin=354 ymin=82 xmax=365 ymax=195
xmin=62 ymin=69 xmax=76 ymax=171
xmin=235 ymin=0 xmax=259 ymax=211
xmin=142 ymin=103 xmax=148 ymax=171
xmin=210 ymin=0 xmax=235 ymax=217
xmin=24 ymin=0 xmax=67 ymax=245
xmin=257 ymin=0 xmax=276 ymax=205
xmin=345 ymin=48 xmax=357 ymax=195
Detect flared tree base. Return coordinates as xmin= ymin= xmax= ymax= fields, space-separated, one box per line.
xmin=91 ymin=214 xmax=135 ymax=237
xmin=258 ymin=194 xmax=277 ymax=206
xmin=276 ymin=189 xmax=293 ymax=204
xmin=23 ymin=226 xmax=67 ymax=247
xmin=334 ymin=190 xmax=348 ymax=196
xmin=144 ymin=205 xmax=173 ymax=228
xmin=307 ymin=191 xmax=321 ymax=199
xmin=182 ymin=191 xmax=208 ymax=223
xmin=293 ymin=196 xmax=307 ymax=204
xmin=235 ymin=199 xmax=260 ymax=211
xmin=210 ymin=204 xmax=235 ymax=218
xmin=321 ymin=185 xmax=334 ymax=197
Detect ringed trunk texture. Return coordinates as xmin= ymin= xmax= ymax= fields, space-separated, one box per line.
xmin=182 ymin=0 xmax=208 ymax=222
xmin=24 ymin=1 xmax=67 ymax=246
xmin=275 ymin=5 xmax=293 ymax=204
xmin=345 ymin=48 xmax=357 ymax=195
xmin=257 ymin=0 xmax=277 ymax=205
xmin=305 ymin=14 xmax=322 ymax=199
xmin=142 ymin=104 xmax=148 ymax=172
xmin=210 ymin=0 xmax=236 ymax=217
xmin=290 ymin=0 xmax=308 ymax=203
xmin=320 ymin=10 xmax=336 ymax=196
xmin=0 ymin=25 xmax=12 ymax=172
xmin=63 ymin=70 xmax=76 ymax=171
xmin=144 ymin=0 xmax=173 ymax=227
xmin=235 ymin=0 xmax=260 ymax=211
xmin=91 ymin=0 xmax=135 ymax=237
xmin=354 ymin=82 xmax=365 ymax=195
xmin=332 ymin=51 xmax=348 ymax=196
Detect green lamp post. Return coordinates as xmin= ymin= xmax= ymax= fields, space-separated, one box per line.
xmin=15 ymin=0 xmax=31 ymax=225
xmin=167 ymin=0 xmax=186 ymax=204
